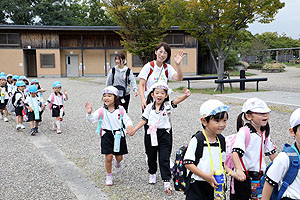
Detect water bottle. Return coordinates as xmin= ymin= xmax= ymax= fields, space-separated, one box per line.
xmin=214 ymin=170 xmax=225 ymax=200
xmin=250 ymin=180 xmax=261 ymax=199
xmin=114 ymin=131 xmax=121 ymax=152
xmin=34 ymin=109 xmax=40 ymax=120
xmin=1 ymin=88 xmax=5 ymax=103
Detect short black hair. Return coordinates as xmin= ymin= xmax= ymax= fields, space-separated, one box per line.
xmin=201 ymin=111 xmax=228 ymax=129
xmin=155 ymin=42 xmax=171 ymax=63
xmin=293 ymin=124 xmax=299 ymax=134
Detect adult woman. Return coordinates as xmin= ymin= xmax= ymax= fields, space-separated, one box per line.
xmin=106 ymin=53 xmax=138 ymax=112
xmin=138 ymin=42 xmax=185 ymax=109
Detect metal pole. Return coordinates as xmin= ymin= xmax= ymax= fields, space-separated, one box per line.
xmin=240 ymin=69 xmax=245 ymax=90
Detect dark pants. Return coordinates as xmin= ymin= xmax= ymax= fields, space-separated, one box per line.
xmin=230 ymin=177 xmax=251 ymax=200
xmin=185 ymin=181 xmax=214 ymax=200
xmin=144 ymin=127 xmax=172 ymax=182
xmin=120 ymin=94 xmax=130 ymax=113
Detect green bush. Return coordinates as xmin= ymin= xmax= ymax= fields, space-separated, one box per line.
xmin=248 ymin=63 xmax=264 ymax=69
xmin=225 ymin=50 xmax=239 ymax=71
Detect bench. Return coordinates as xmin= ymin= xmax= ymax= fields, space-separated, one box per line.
xmin=215 ymin=77 xmax=268 ymax=93
xmin=183 ymin=76 xmax=218 ymax=89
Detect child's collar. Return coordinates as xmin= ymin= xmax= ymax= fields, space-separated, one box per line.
xmin=54 ymin=91 xmax=62 ymax=96
xmin=152 ymin=101 xmax=165 ymax=111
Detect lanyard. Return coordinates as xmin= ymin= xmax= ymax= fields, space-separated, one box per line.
xmin=259 ymin=131 xmax=263 ymax=172
xmin=30 ymin=95 xmax=38 ymax=112
xmin=105 ymin=109 xmax=124 ymax=135
xmin=202 ymin=130 xmax=223 ymax=172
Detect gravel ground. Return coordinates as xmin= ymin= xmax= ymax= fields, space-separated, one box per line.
xmin=1 ymin=66 xmax=299 ymax=200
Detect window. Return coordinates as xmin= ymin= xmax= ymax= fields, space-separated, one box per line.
xmin=183 ymin=53 xmax=188 ymax=66
xmin=40 ymin=54 xmax=55 ymax=68
xmin=0 ymin=33 xmax=20 ymax=45
xmin=163 ymin=34 xmax=184 ymax=46
xmin=132 ymin=55 xmax=144 ymax=67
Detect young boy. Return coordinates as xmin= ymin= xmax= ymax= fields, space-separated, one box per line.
xmin=14 ymin=81 xmax=26 ymax=130
xmin=183 ymin=99 xmax=228 ymax=200
xmin=0 ymin=76 xmax=11 ymax=122
xmin=24 ymin=85 xmax=45 ymax=135
xmin=262 ymin=108 xmax=300 ymax=200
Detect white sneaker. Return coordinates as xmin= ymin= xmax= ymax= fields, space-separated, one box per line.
xmin=105 ymin=175 xmax=113 ymax=186
xmin=20 ymin=124 xmax=25 ymax=129
xmin=149 ymin=174 xmax=156 ymax=184
xmin=16 ymin=124 xmax=21 ymax=130
xmin=3 ymin=117 xmax=8 ymax=122
xmin=163 ymin=182 xmax=172 ymax=195
xmin=114 ymin=160 xmax=123 ymax=174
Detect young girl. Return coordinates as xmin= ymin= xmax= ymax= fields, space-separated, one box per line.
xmin=0 ymin=75 xmax=11 ymax=122
xmin=31 ymin=79 xmax=47 ymax=105
xmin=14 ymin=81 xmax=26 ymax=130
xmin=46 ymin=81 xmax=68 ymax=134
xmin=262 ymin=108 xmax=300 ymax=200
xmin=183 ymin=99 xmax=229 ymax=200
xmin=106 ymin=53 xmax=138 ymax=113
xmin=24 ymin=85 xmax=45 ymax=135
xmin=129 ymin=81 xmax=190 ymax=194
xmin=85 ymin=86 xmax=133 ymax=186
xmin=231 ymin=98 xmax=277 ymax=200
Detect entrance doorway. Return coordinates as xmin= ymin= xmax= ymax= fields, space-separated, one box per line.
xmin=24 ymin=49 xmax=37 ymax=77
xmin=66 ymin=55 xmax=79 ymax=77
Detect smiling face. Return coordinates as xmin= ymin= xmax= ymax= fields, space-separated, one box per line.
xmin=155 ymin=46 xmax=168 ymax=64
xmin=115 ymin=56 xmax=123 ymax=66
xmin=246 ymin=112 xmax=270 ymax=128
xmin=151 ymin=88 xmax=168 ymax=105
xmin=0 ymin=79 xmax=6 ymax=86
xmin=53 ymin=87 xmax=61 ymax=93
xmin=201 ymin=112 xmax=228 ymax=136
xmin=18 ymin=85 xmax=25 ymax=91
xmin=102 ymin=93 xmax=115 ymax=107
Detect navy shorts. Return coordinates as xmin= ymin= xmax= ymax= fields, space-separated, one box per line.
xmin=15 ymin=106 xmax=23 ymax=116
xmin=27 ymin=111 xmax=43 ymax=122
xmin=0 ymin=99 xmax=8 ymax=109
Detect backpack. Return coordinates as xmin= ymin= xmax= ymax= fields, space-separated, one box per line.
xmin=111 ymin=67 xmax=131 ymax=97
xmin=172 ymin=131 xmax=225 ymax=193
xmin=257 ymin=144 xmax=300 ymax=200
xmin=145 ymin=61 xmax=168 ymax=92
xmin=7 ymin=89 xmax=18 ymax=113
xmin=95 ymin=105 xmax=125 ymax=138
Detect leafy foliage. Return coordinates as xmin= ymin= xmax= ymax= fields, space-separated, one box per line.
xmin=105 ymin=0 xmax=169 ymax=64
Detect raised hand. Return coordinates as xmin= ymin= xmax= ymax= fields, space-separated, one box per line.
xmin=174 ymin=50 xmax=185 ymax=65
xmin=85 ymin=102 xmax=93 ymax=114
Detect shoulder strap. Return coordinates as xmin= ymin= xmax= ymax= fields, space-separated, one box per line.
xmin=96 ymin=107 xmax=105 ymax=137
xmin=240 ymin=126 xmax=251 ymax=149
xmin=125 ymin=68 xmax=131 ymax=88
xmin=51 ymin=93 xmax=55 ymax=103
xmin=194 ymin=131 xmax=205 ymax=165
xmin=112 ymin=67 xmax=116 ymax=85
xmin=97 ymin=107 xmax=105 ymax=120
xmin=217 ymin=134 xmax=226 ymax=152
xmin=145 ymin=61 xmax=154 ymax=92
xmin=277 ymin=145 xmax=300 ymax=199
xmin=163 ymin=63 xmax=168 ymax=78
xmin=119 ymin=105 xmax=125 ymax=116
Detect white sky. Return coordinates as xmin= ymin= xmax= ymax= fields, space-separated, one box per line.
xmin=247 ymin=0 xmax=300 ymax=39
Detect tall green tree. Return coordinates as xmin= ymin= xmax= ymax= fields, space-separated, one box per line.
xmin=105 ymin=0 xmax=169 ymax=64
xmin=161 ymin=0 xmax=284 ymax=88
xmin=86 ymin=0 xmax=115 ymax=26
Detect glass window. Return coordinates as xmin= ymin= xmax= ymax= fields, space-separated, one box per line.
xmin=174 ymin=35 xmax=184 ymax=45
xmin=0 ymin=33 xmax=20 ymax=45
xmin=132 ymin=55 xmax=144 ymax=67
xmin=0 ymin=34 xmax=6 ymax=44
xmin=40 ymin=54 xmax=55 ymax=68
xmin=183 ymin=53 xmax=188 ymax=66
xmin=163 ymin=34 xmax=184 ymax=46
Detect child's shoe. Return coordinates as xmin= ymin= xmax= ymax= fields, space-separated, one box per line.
xmin=52 ymin=122 xmax=57 ymax=131
xmin=163 ymin=182 xmax=172 ymax=195
xmin=20 ymin=124 xmax=25 ymax=129
xmin=16 ymin=124 xmax=21 ymax=130
xmin=105 ymin=175 xmax=113 ymax=186
xmin=3 ymin=117 xmax=8 ymax=122
xmin=30 ymin=128 xmax=35 ymax=136
xmin=149 ymin=174 xmax=156 ymax=184
xmin=57 ymin=128 xmax=62 ymax=134
xmin=114 ymin=159 xmax=123 ymax=174
xmin=34 ymin=127 xmax=39 ymax=133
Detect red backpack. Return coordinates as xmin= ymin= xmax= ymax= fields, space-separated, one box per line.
xmin=145 ymin=61 xmax=168 ymax=91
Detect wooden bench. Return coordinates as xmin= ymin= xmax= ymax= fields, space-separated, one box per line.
xmin=215 ymin=77 xmax=268 ymax=93
xmin=183 ymin=76 xmax=218 ymax=89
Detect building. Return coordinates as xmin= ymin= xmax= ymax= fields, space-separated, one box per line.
xmin=0 ymin=25 xmax=204 ymax=77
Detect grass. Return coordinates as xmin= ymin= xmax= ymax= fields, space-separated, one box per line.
xmin=174 ymin=86 xmax=267 ymax=94
xmin=283 ymin=62 xmax=300 ymax=67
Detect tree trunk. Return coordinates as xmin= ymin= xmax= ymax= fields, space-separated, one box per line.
xmin=217 ymin=57 xmax=225 ymax=91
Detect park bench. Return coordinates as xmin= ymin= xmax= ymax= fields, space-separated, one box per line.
xmin=215 ymin=77 xmax=268 ymax=93
xmin=182 ymin=76 xmax=219 ymax=89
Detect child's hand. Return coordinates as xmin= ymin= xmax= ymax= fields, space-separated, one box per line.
xmin=42 ymin=105 xmax=46 ymax=111
xmin=183 ymin=88 xmax=191 ymax=97
xmin=235 ymin=169 xmax=246 ymax=182
xmin=205 ymin=171 xmax=218 ymax=188
xmin=85 ymin=102 xmax=92 ymax=114
xmin=127 ymin=126 xmax=134 ymax=136
xmin=64 ymin=90 xmax=68 ymax=96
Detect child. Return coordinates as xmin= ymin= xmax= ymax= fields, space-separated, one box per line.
xmin=85 ymin=86 xmax=133 ymax=186
xmin=14 ymin=81 xmax=26 ymax=130
xmin=106 ymin=53 xmax=138 ymax=113
xmin=31 ymin=79 xmax=47 ymax=105
xmin=262 ymin=108 xmax=300 ymax=200
xmin=129 ymin=81 xmax=190 ymax=194
xmin=24 ymin=85 xmax=45 ymax=135
xmin=19 ymin=76 xmax=29 ymax=96
xmin=46 ymin=81 xmax=68 ymax=134
xmin=231 ymin=98 xmax=277 ymax=200
xmin=11 ymin=75 xmax=19 ymax=95
xmin=0 ymin=76 xmax=11 ymax=122
xmin=183 ymin=99 xmax=228 ymax=200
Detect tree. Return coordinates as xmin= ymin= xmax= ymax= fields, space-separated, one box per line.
xmin=86 ymin=0 xmax=115 ymax=26
xmin=105 ymin=0 xmax=169 ymax=64
xmin=161 ymin=0 xmax=284 ymax=89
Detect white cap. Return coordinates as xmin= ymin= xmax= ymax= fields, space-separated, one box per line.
xmin=149 ymin=81 xmax=172 ymax=94
xmin=102 ymin=86 xmax=119 ymax=96
xmin=199 ymin=99 xmax=229 ymax=118
xmin=290 ymin=108 xmax=300 ymax=128
xmin=241 ymin=98 xmax=271 ymax=113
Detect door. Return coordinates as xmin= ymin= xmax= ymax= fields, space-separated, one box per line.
xmin=66 ymin=55 xmax=79 ymax=77
xmin=110 ymin=54 xmax=117 ymax=68
xmin=24 ymin=50 xmax=37 ymax=77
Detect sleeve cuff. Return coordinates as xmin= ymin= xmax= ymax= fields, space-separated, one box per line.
xmin=232 ymin=148 xmax=244 ymax=157
xmin=183 ymin=160 xmax=195 ymax=165
xmin=171 ymin=101 xmax=177 ymax=108
xmin=142 ymin=116 xmax=148 ymax=123
xmin=265 ymin=149 xmax=276 ymax=156
xmin=265 ymin=176 xmax=278 ymax=187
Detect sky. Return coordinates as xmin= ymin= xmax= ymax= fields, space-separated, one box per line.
xmin=247 ymin=0 xmax=300 ymax=39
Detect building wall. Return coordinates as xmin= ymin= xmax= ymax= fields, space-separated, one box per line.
xmin=0 ymin=49 xmax=24 ymax=75
xmin=36 ymin=49 xmax=61 ymax=77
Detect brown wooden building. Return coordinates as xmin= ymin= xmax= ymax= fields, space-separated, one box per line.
xmin=0 ymin=25 xmax=207 ymax=77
